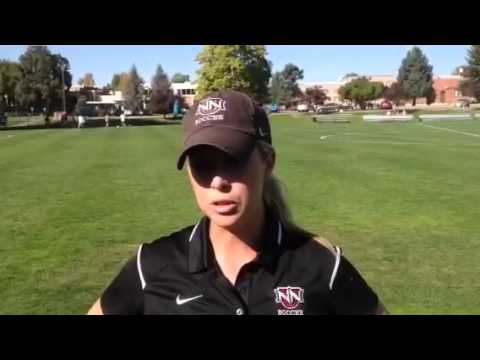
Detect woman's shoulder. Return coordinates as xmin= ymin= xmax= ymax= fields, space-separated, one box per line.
xmin=284 ymin=226 xmax=338 ymax=258
xmin=139 ymin=224 xmax=197 ymax=267
xmin=283 ymin=227 xmax=340 ymax=272
xmin=311 ymin=235 xmax=337 ymax=256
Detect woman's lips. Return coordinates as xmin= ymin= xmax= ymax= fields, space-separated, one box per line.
xmin=212 ymin=200 xmax=237 ymax=214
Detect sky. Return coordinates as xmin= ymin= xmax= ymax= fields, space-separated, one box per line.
xmin=0 ymin=45 xmax=470 ymax=87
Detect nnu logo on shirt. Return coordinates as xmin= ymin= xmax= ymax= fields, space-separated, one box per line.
xmin=274 ymin=286 xmax=304 ymax=315
xmin=195 ymin=98 xmax=226 ymax=125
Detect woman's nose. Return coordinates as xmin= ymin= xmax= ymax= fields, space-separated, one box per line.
xmin=210 ymin=175 xmax=231 ymax=191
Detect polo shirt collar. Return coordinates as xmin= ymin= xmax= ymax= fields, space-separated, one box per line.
xmin=187 ymin=208 xmax=283 ymax=274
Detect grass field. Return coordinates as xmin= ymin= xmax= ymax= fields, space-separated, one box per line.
xmin=1 ymin=113 xmax=480 ymax=314
xmin=4 ymin=115 xmax=45 ymax=127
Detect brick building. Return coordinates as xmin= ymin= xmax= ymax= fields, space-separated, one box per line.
xmin=432 ymin=75 xmax=463 ymax=103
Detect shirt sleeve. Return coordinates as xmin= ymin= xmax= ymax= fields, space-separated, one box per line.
xmin=100 ymin=253 xmax=144 ymax=315
xmin=328 ymin=252 xmax=379 ymax=315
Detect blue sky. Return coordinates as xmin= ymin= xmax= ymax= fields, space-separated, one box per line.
xmin=0 ymin=45 xmax=470 ymax=86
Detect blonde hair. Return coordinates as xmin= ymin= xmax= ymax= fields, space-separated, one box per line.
xmin=256 ymin=141 xmax=336 ymax=254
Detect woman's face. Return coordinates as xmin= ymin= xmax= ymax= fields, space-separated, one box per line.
xmin=187 ymin=145 xmax=274 ymax=230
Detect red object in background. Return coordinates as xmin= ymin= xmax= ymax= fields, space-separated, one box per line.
xmin=380 ymin=100 xmax=393 ymax=110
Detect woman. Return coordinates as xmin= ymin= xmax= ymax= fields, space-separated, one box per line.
xmin=88 ymin=89 xmax=388 ymax=315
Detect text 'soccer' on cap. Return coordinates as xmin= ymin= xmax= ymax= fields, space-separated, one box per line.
xmin=177 ymin=89 xmax=272 ymax=170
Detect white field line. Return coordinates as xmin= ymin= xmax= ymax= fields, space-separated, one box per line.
xmin=341 ymin=132 xmax=413 ymax=139
xmin=421 ymin=123 xmax=480 ymax=138
xmin=320 ymin=133 xmax=480 ymax=146
xmin=420 ymin=114 xmax=473 ymax=120
xmin=328 ymin=139 xmax=434 ymax=145
xmin=363 ymin=115 xmax=415 ymax=121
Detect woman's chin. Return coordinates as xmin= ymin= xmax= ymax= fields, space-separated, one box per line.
xmin=208 ymin=211 xmax=243 ymax=229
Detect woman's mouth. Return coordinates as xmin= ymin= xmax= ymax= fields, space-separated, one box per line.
xmin=212 ymin=200 xmax=238 ymax=214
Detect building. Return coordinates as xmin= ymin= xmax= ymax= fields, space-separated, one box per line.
xmin=366 ymin=75 xmax=395 ymax=87
xmin=171 ymin=82 xmax=197 ymax=107
xmin=98 ymin=90 xmax=124 ymax=104
xmin=299 ymin=81 xmax=344 ymax=103
xmin=432 ymin=75 xmax=463 ymax=104
xmin=84 ymin=91 xmax=125 ymax=114
xmin=299 ymin=75 xmax=395 ymax=105
xmin=300 ymin=73 xmax=468 ymax=106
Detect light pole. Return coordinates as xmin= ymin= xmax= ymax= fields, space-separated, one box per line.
xmin=60 ymin=63 xmax=66 ymax=113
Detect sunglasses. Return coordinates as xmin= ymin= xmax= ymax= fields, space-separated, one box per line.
xmin=187 ymin=146 xmax=255 ymax=182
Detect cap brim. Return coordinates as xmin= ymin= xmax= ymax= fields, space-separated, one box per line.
xmin=177 ymin=126 xmax=256 ymax=170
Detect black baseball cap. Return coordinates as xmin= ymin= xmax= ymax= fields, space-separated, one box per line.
xmin=177 ymin=89 xmax=272 ymax=170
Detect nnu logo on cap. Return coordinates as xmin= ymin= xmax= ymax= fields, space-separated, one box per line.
xmin=196 ymin=98 xmax=226 ymax=116
xmin=195 ymin=97 xmax=227 ymax=125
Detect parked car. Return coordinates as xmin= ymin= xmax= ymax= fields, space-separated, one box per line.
xmin=316 ymin=103 xmax=340 ymax=114
xmin=340 ymin=104 xmax=354 ymax=111
xmin=0 ymin=113 xmax=7 ymax=126
xmin=297 ymin=103 xmax=309 ymax=112
xmin=270 ymin=103 xmax=279 ymax=113
xmin=365 ymin=102 xmax=379 ymax=110
xmin=455 ymin=97 xmax=473 ymax=108
xmin=380 ymin=100 xmax=393 ymax=110
xmin=264 ymin=103 xmax=279 ymax=114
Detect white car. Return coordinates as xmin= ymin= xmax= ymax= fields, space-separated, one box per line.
xmin=455 ymin=97 xmax=473 ymax=108
xmin=297 ymin=104 xmax=309 ymax=112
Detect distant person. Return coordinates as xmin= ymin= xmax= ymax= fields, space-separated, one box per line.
xmin=120 ymin=112 xmax=126 ymax=127
xmin=87 ymin=90 xmax=388 ymax=315
xmin=105 ymin=113 xmax=110 ymax=128
xmin=78 ymin=115 xmax=85 ymax=129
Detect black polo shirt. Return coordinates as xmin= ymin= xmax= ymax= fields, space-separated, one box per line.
xmin=100 ymin=211 xmax=379 ymax=315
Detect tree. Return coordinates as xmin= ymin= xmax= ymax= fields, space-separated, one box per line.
xmin=382 ymin=82 xmax=405 ymax=106
xmin=149 ymin=65 xmax=173 ymax=117
xmin=0 ymin=60 xmax=22 ymax=111
xmin=338 ymin=77 xmax=384 ymax=109
xmin=397 ymin=46 xmax=434 ymax=106
xmin=304 ymin=86 xmax=329 ymax=106
xmin=452 ymin=65 xmax=474 ymax=77
xmin=280 ymin=63 xmax=304 ymax=106
xmin=269 ymin=72 xmax=288 ymax=105
xmin=118 ymin=73 xmax=131 ymax=93
xmin=15 ymin=46 xmax=72 ymax=123
xmin=171 ymin=73 xmax=190 ymax=83
xmin=342 ymin=72 xmax=359 ymax=80
xmin=111 ymin=73 xmax=121 ymax=90
xmin=425 ymin=86 xmax=436 ymax=105
xmin=83 ymin=73 xmax=95 ymax=88
xmin=123 ymin=65 xmax=144 ymax=114
xmin=111 ymin=72 xmax=130 ymax=92
xmin=196 ymin=45 xmax=272 ymax=103
xmin=460 ymin=45 xmax=480 ymax=101
xmin=268 ymin=64 xmax=304 ymax=107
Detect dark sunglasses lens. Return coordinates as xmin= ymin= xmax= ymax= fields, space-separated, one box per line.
xmin=189 ymin=150 xmax=251 ymax=178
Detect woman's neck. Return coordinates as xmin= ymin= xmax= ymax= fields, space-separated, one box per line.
xmin=209 ymin=204 xmax=266 ymax=251
xmin=208 ymin=205 xmax=266 ymax=285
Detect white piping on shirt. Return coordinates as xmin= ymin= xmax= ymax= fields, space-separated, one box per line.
xmin=277 ymin=221 xmax=283 ymax=245
xmin=188 ymin=221 xmax=201 ymax=242
xmin=137 ymin=244 xmax=146 ymax=290
xmin=329 ymin=246 xmax=342 ymax=290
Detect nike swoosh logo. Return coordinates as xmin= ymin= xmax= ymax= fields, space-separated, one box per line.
xmin=176 ymin=294 xmax=203 ymax=305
